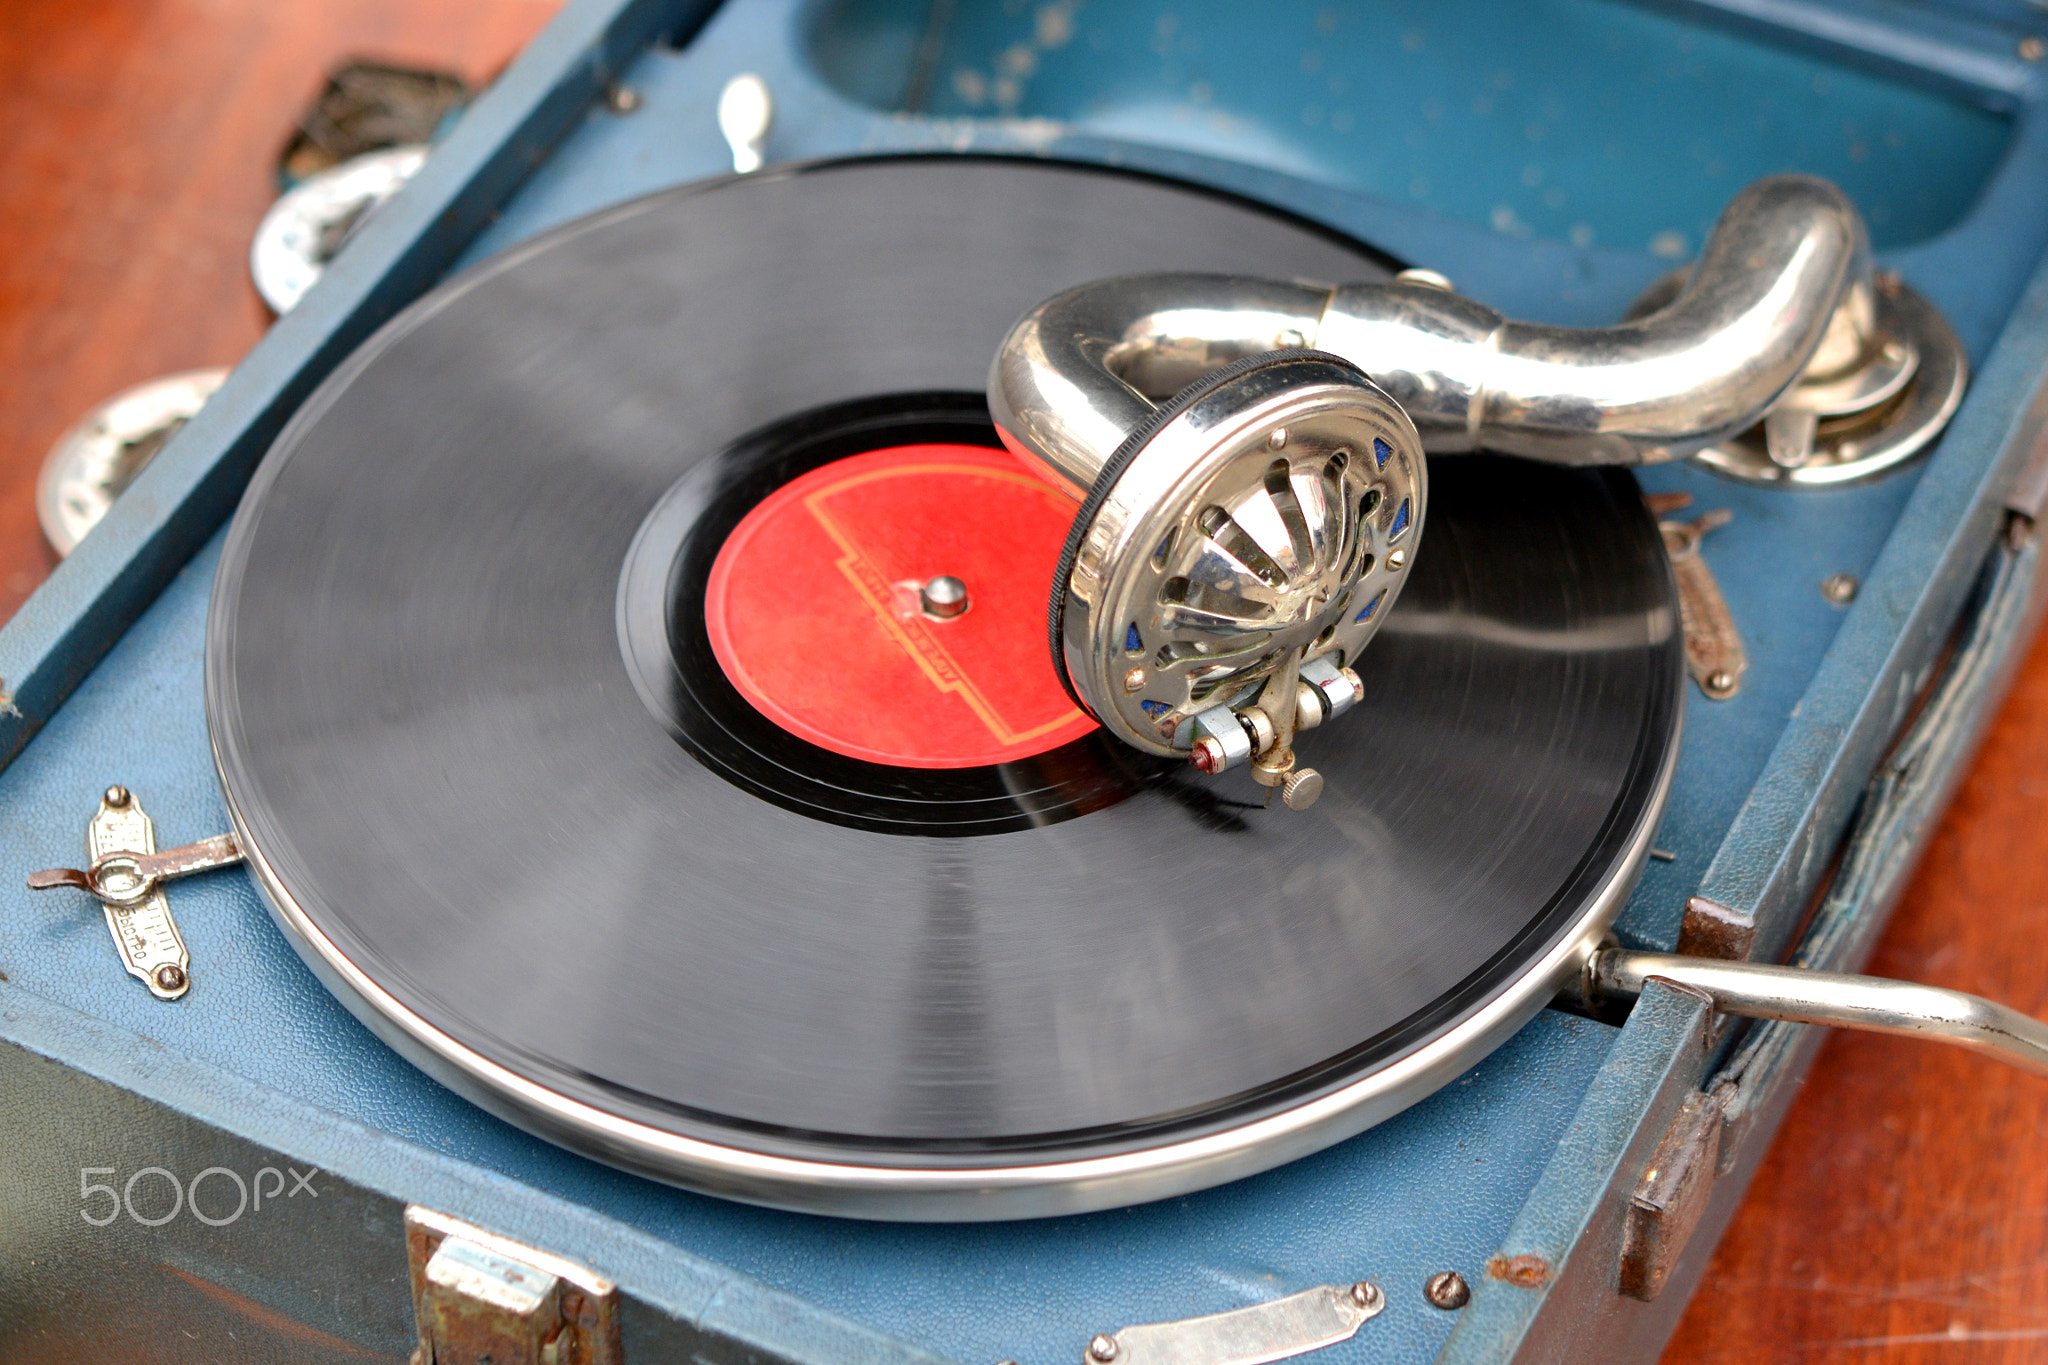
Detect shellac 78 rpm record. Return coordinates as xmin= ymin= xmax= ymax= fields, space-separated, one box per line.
xmin=207 ymin=157 xmax=1682 ymax=1220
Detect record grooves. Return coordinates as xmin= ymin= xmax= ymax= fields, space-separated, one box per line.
xmin=208 ymin=156 xmax=1683 ymax=1217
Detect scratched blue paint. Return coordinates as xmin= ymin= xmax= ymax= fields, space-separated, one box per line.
xmin=813 ymin=0 xmax=2012 ymax=252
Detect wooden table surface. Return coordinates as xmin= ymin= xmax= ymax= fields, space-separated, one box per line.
xmin=2 ymin=2 xmax=2046 ymax=1361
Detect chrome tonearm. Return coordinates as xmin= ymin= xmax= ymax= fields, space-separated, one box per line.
xmin=988 ymin=175 xmax=1965 ymax=805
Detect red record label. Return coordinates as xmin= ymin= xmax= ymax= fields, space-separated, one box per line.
xmin=704 ymin=444 xmax=1098 ymax=768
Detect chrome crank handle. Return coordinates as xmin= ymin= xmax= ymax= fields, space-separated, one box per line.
xmin=1592 ymin=948 xmax=2048 ymax=1079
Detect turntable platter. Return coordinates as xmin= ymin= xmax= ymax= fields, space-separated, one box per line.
xmin=207 ymin=157 xmax=1682 ymax=1219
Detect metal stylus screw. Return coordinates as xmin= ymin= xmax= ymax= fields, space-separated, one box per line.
xmin=1281 ymin=768 xmax=1324 ymax=810
xmin=1087 ymin=1334 xmax=1120 ymax=1362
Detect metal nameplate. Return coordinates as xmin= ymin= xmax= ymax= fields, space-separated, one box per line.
xmin=86 ymin=789 xmax=190 ymax=1000
xmin=27 ymin=785 xmax=249 ymax=999
xmin=1088 ymin=1282 xmax=1385 ymax=1365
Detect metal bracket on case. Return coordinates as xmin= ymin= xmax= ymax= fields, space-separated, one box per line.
xmin=407 ymin=1206 xmax=621 ymax=1365
xmin=1592 ymin=514 xmax=2048 ymax=1301
xmin=1597 ymin=938 xmax=2048 ymax=1303
xmin=23 ymin=786 xmax=245 ymax=999
xmin=1618 ymin=1088 xmax=1728 ymax=1302
xmin=1659 ymin=508 xmax=1746 ymax=700
xmin=1083 ymin=1282 xmax=1386 ymax=1365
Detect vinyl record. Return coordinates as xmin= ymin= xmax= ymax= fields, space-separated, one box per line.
xmin=208 ymin=157 xmax=1683 ymax=1220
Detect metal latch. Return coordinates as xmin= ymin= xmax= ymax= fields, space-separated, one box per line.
xmin=1656 ymin=504 xmax=1746 ymax=700
xmin=1083 ymin=1281 xmax=1385 ymax=1365
xmin=407 ymin=1206 xmax=621 ymax=1365
xmin=24 ymin=785 xmax=245 ymax=998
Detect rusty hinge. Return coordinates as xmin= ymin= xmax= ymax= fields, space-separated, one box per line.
xmin=407 ymin=1206 xmax=621 ymax=1365
xmin=1675 ymin=895 xmax=1757 ymax=961
xmin=1617 ymin=1087 xmax=1728 ymax=1302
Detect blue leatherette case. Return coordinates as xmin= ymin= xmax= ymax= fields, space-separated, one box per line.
xmin=3 ymin=1 xmax=2047 ymax=1360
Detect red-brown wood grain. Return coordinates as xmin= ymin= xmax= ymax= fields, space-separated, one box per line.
xmin=2 ymin=2 xmax=2046 ymax=1359
xmin=1664 ymin=615 xmax=2048 ymax=1365
xmin=0 ymin=0 xmax=558 ymax=622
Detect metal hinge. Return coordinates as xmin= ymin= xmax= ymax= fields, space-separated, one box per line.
xmin=1674 ymin=895 xmax=1757 ymax=962
xmin=1617 ymin=1087 xmax=1728 ymax=1302
xmin=407 ymin=1206 xmax=621 ymax=1365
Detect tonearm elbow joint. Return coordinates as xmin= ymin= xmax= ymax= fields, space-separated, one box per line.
xmin=987 ymin=174 xmax=1966 ymax=802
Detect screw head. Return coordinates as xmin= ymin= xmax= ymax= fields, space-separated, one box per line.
xmin=1189 ymin=736 xmax=1228 ymax=774
xmin=1424 ymin=1270 xmax=1471 ymax=1310
xmin=1088 ymin=1334 xmax=1120 ymax=1362
xmin=1267 ymin=428 xmax=1289 ymax=451
xmin=1281 ymin=768 xmax=1324 ymax=810
xmin=1705 ymin=669 xmax=1737 ymax=697
xmin=1349 ymin=1281 xmax=1384 ymax=1310
xmin=920 ymin=575 xmax=969 ymax=619
xmin=1821 ymin=572 xmax=1858 ymax=605
xmin=1123 ymin=667 xmax=1146 ymax=694
xmin=1395 ymin=267 xmax=1456 ymax=292
xmin=154 ymin=964 xmax=186 ymax=993
xmin=1387 ymin=547 xmax=1408 ymax=571
xmin=1275 ymin=328 xmax=1307 ymax=349
xmin=104 ymin=785 xmax=130 ymax=808
xmin=606 ymin=83 xmax=643 ymax=112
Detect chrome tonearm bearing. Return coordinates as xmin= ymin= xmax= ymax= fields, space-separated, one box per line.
xmin=988 ymin=175 xmax=1966 ymax=803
